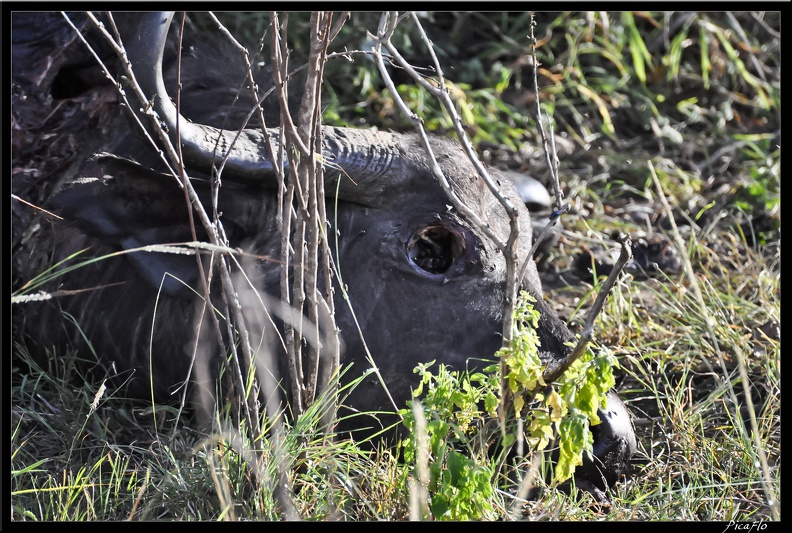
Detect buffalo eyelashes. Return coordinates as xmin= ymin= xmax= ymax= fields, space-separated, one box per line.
xmin=407 ymin=224 xmax=468 ymax=277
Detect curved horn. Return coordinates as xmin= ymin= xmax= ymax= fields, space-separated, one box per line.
xmin=124 ymin=12 xmax=414 ymax=205
xmin=124 ymin=12 xmax=276 ymax=179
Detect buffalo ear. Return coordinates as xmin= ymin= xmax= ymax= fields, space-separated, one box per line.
xmin=48 ymin=154 xmax=201 ymax=295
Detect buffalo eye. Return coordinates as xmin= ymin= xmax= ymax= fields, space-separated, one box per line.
xmin=407 ymin=224 xmax=468 ymax=276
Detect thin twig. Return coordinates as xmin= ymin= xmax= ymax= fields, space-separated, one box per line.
xmin=529 ymin=13 xmax=563 ymax=211
xmin=517 ymin=13 xmax=566 ymax=285
xmin=370 ymin=12 xmax=524 ymax=434
xmin=82 ymin=11 xmax=263 ymax=437
xmin=544 ymin=234 xmax=632 ymax=384
xmin=369 ymin=23 xmax=508 ymax=256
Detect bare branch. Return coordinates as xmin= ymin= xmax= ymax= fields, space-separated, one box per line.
xmin=370 ymin=15 xmax=509 ymax=256
xmin=543 ymin=234 xmax=632 ymax=384
xmin=80 ymin=11 xmax=265 ymax=437
xmin=529 ymin=13 xmax=563 ymax=212
xmin=369 ymin=11 xmax=526 ymax=433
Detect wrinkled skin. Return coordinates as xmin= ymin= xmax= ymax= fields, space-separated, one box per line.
xmin=12 ymin=11 xmax=635 ymax=494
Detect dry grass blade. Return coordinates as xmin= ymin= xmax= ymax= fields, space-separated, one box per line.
xmin=648 ymin=161 xmax=779 ymax=522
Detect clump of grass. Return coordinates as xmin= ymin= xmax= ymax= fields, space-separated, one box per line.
xmin=567 ymin=184 xmax=780 ymax=520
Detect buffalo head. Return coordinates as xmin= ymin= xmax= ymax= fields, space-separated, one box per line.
xmin=12 ymin=11 xmax=635 ymax=494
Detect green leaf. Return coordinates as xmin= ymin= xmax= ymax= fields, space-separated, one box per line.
xmin=446 ymin=449 xmax=464 ymax=486
xmin=555 ymin=409 xmax=593 ymax=482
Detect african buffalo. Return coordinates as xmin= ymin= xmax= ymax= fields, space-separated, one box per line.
xmin=11 ymin=11 xmax=635 ymax=494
